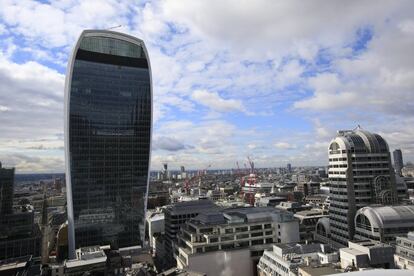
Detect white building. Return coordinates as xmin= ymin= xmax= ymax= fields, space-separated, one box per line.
xmin=176 ymin=207 xmax=300 ymax=276
xmin=146 ymin=210 xmax=165 ymax=249
xmin=326 ymin=128 xmax=400 ymax=247
xmin=257 ymin=243 xmax=339 ymax=276
xmin=394 ymin=231 xmax=414 ymax=270
xmin=339 ymin=240 xmax=394 ymax=270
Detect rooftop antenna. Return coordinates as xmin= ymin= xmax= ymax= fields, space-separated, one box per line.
xmin=107 ymin=25 xmax=122 ymax=30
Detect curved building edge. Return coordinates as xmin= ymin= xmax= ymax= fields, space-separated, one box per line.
xmin=64 ymin=29 xmax=153 ymax=259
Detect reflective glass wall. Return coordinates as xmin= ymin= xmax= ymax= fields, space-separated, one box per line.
xmin=66 ymin=31 xmax=151 ymax=253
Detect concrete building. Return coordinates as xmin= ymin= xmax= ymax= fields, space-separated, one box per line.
xmin=339 ymin=240 xmax=394 ymax=270
xmin=176 ymin=207 xmax=300 ymax=276
xmin=257 ymin=243 xmax=338 ymax=276
xmin=297 ymin=265 xmax=342 ymax=276
xmin=276 ymin=201 xmax=313 ymax=214
xmin=297 ymin=181 xmax=320 ymax=197
xmin=393 ymin=149 xmax=404 ymax=176
xmin=354 ymin=205 xmax=414 ymax=243
xmin=295 ymin=209 xmax=328 ymax=242
xmin=304 ymin=194 xmax=329 ymax=209
xmin=164 ymin=200 xmax=219 ymax=268
xmin=255 ymin=195 xmax=289 ymax=207
xmin=327 ymin=129 xmax=399 ymax=247
xmin=394 ymin=231 xmax=414 ymax=270
xmin=146 ymin=210 xmax=165 ymax=249
xmin=159 ymin=267 xmax=206 ymax=276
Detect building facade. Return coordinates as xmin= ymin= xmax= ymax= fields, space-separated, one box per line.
xmin=394 ymin=232 xmax=414 ymax=270
xmin=175 ymin=207 xmax=300 ymax=276
xmin=339 ymin=240 xmax=394 ymax=270
xmin=393 ymin=149 xmax=404 ymax=176
xmin=257 ymin=243 xmax=338 ymax=276
xmin=65 ymin=30 xmax=152 ymax=258
xmin=327 ymin=129 xmax=398 ymax=246
xmin=0 ymin=162 xmax=14 ymax=215
xmin=354 ymin=205 xmax=414 ymax=243
xmin=294 ymin=209 xmax=328 ymax=242
xmin=164 ymin=200 xmax=219 ymax=268
xmin=0 ymin=162 xmax=41 ymax=260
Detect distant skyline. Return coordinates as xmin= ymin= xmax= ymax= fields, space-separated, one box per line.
xmin=1 ymin=0 xmax=414 ymax=173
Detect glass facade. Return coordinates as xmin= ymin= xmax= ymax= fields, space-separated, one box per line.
xmin=66 ymin=32 xmax=151 ymax=251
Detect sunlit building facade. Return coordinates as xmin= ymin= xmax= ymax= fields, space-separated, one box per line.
xmin=64 ymin=30 xmax=152 ymax=259
xmin=327 ymin=129 xmax=397 ymax=246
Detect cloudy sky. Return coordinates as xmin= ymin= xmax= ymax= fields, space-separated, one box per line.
xmin=0 ymin=0 xmax=414 ymax=173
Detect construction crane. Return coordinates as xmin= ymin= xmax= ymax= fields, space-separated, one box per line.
xmin=106 ymin=25 xmax=122 ymax=30
xmin=247 ymin=156 xmax=255 ymax=174
xmin=183 ymin=164 xmax=211 ymax=195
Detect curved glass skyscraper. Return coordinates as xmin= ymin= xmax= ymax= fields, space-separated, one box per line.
xmin=64 ymin=30 xmax=152 ymax=259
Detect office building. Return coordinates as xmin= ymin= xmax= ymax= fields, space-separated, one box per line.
xmin=146 ymin=210 xmax=165 ymax=249
xmin=354 ymin=205 xmax=414 ymax=243
xmin=394 ymin=231 xmax=414 ymax=270
xmin=294 ymin=209 xmax=328 ymax=242
xmin=393 ymin=149 xmax=404 ymax=176
xmin=339 ymin=240 xmax=394 ymax=270
xmin=257 ymin=243 xmax=338 ymax=276
xmin=0 ymin=161 xmax=14 ymax=215
xmin=64 ymin=30 xmax=152 ymax=258
xmin=276 ymin=201 xmax=312 ymax=214
xmin=327 ymin=129 xmax=398 ymax=246
xmin=0 ymin=162 xmax=41 ymax=260
xmin=176 ymin=207 xmax=300 ymax=276
xmin=164 ymin=200 xmax=219 ymax=268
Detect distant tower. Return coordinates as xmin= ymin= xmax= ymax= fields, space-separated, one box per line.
xmin=393 ymin=149 xmax=404 ymax=176
xmin=41 ymin=186 xmax=50 ymax=265
xmin=287 ymin=163 xmax=292 ymax=173
xmin=0 ymin=161 xmax=14 ymax=215
xmin=54 ymin=177 xmax=62 ymax=193
xmin=163 ymin=163 xmax=168 ymax=180
xmin=327 ymin=129 xmax=397 ymax=246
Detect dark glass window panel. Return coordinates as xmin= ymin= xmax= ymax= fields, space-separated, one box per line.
xmin=69 ymin=38 xmax=151 ymax=250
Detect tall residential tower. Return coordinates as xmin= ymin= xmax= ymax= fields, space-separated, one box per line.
xmin=64 ymin=30 xmax=152 ymax=259
xmin=327 ymin=129 xmax=397 ymax=246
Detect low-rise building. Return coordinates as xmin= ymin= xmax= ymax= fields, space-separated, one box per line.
xmin=394 ymin=231 xmax=414 ymax=270
xmin=297 ymin=265 xmax=342 ymax=276
xmin=354 ymin=205 xmax=414 ymax=243
xmin=257 ymin=243 xmax=339 ymax=276
xmin=294 ymin=209 xmax=328 ymax=242
xmin=64 ymin=246 xmax=108 ymax=276
xmin=276 ymin=202 xmax=313 ymax=214
xmin=339 ymin=240 xmax=394 ymax=270
xmin=176 ymin=207 xmax=300 ymax=276
xmin=304 ymin=195 xmax=329 ymax=209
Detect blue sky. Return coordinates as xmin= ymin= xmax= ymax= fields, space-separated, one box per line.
xmin=0 ymin=0 xmax=414 ymax=172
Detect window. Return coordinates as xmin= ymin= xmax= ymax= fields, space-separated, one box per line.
xmin=210 ymin=237 xmax=218 ymax=243
xmin=236 ymin=226 xmax=248 ymax=232
xmin=250 ymin=225 xmax=262 ymax=231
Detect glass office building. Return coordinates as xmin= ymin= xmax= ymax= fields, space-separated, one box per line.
xmin=64 ymin=30 xmax=152 ymax=259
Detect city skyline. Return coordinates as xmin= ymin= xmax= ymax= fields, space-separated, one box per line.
xmin=1 ymin=1 xmax=414 ymax=172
